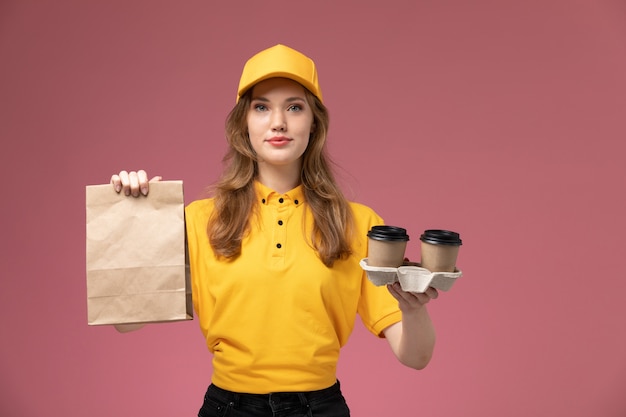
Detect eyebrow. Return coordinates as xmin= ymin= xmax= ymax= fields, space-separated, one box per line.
xmin=251 ymin=96 xmax=306 ymax=103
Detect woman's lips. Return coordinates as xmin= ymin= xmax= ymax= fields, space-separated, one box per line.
xmin=267 ymin=137 xmax=292 ymax=146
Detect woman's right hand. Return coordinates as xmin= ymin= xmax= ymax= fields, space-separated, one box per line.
xmin=110 ymin=170 xmax=162 ymax=197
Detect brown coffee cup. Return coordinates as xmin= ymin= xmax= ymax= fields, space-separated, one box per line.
xmin=367 ymin=225 xmax=410 ymax=267
xmin=419 ymin=229 xmax=462 ymax=272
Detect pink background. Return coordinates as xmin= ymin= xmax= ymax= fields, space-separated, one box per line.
xmin=1 ymin=1 xmax=625 ymax=416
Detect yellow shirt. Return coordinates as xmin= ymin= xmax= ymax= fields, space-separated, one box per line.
xmin=185 ymin=182 xmax=402 ymax=393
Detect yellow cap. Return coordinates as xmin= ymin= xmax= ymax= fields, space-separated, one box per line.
xmin=236 ymin=44 xmax=323 ymax=103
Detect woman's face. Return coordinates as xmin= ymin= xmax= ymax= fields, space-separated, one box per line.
xmin=246 ymin=77 xmax=315 ymax=171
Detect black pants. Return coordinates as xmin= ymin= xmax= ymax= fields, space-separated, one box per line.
xmin=198 ymin=380 xmax=350 ymax=417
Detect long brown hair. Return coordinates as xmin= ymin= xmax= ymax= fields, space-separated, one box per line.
xmin=207 ymin=87 xmax=354 ymax=267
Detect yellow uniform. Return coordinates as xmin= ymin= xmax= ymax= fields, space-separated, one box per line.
xmin=185 ymin=182 xmax=402 ymax=393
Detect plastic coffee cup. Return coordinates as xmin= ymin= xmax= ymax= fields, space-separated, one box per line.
xmin=419 ymin=230 xmax=462 ymax=272
xmin=367 ymin=225 xmax=410 ymax=267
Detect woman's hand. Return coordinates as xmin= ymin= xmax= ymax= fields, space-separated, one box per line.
xmin=110 ymin=170 xmax=162 ymax=197
xmin=387 ymin=282 xmax=439 ymax=312
xmin=387 ymin=257 xmax=438 ymax=311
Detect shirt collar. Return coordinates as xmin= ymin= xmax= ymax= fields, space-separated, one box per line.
xmin=255 ymin=181 xmax=305 ymax=207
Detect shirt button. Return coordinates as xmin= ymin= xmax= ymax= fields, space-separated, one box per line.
xmin=276 ymin=243 xmax=282 ymax=248
xmin=262 ymin=198 xmax=266 ymax=204
xmin=294 ymin=199 xmax=299 ymax=205
xmin=278 ymin=220 xmax=283 ymax=226
xmin=278 ymin=198 xmax=284 ymax=203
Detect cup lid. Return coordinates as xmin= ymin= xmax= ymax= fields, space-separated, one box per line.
xmin=419 ymin=229 xmax=462 ymax=246
xmin=367 ymin=225 xmax=410 ymax=242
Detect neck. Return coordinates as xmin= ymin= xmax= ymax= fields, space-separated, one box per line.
xmin=257 ymin=162 xmax=302 ymax=194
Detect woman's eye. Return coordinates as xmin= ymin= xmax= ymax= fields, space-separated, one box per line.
xmin=288 ymin=104 xmax=302 ymax=112
xmin=254 ymin=104 xmax=267 ymax=112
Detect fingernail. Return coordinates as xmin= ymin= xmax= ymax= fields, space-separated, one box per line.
xmin=141 ymin=187 xmax=148 ymax=196
xmin=115 ymin=184 xmax=121 ymax=193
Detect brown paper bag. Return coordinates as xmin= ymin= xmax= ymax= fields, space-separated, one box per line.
xmin=85 ymin=181 xmax=193 ymax=325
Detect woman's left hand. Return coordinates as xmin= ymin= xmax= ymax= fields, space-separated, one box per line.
xmin=386 ymin=257 xmax=438 ymax=311
xmin=387 ymin=282 xmax=439 ymax=312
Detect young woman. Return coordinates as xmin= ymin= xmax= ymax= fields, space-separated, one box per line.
xmin=111 ymin=44 xmax=438 ymax=417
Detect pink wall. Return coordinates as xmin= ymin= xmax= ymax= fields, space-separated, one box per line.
xmin=1 ymin=1 xmax=625 ymax=415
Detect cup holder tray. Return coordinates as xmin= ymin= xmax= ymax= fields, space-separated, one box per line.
xmin=359 ymin=258 xmax=463 ymax=293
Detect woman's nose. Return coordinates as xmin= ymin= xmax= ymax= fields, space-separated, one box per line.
xmin=271 ymin=112 xmax=286 ymax=131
